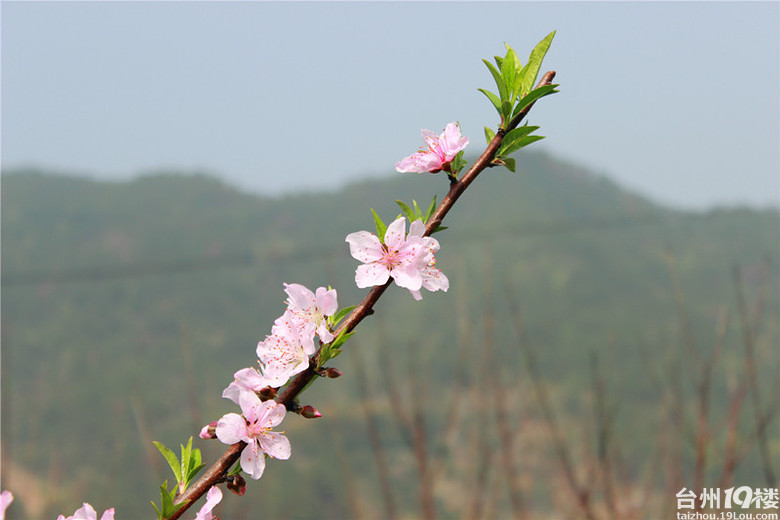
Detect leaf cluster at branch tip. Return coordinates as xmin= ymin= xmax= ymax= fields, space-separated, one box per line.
xmin=479 ymin=31 xmax=559 ymax=173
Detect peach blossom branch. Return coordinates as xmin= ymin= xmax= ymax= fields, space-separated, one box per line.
xmin=167 ymin=70 xmax=557 ymax=519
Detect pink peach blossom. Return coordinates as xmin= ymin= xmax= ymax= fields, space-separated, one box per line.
xmin=256 ymin=317 xmax=309 ymax=387
xmin=346 ymin=217 xmax=428 ymax=292
xmin=282 ymin=283 xmax=338 ymax=343
xmin=215 ymin=392 xmax=291 ymax=480
xmin=395 ymin=122 xmax=469 ymax=173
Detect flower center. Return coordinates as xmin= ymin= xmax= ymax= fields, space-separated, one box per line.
xmin=381 ymin=245 xmax=402 ymax=269
xmin=247 ymin=420 xmax=270 ymax=438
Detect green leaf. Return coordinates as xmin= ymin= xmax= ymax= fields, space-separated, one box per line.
xmin=449 ymin=150 xmax=467 ymax=176
xmin=424 ymin=195 xmax=437 ymax=223
xmin=153 ymin=441 xmax=182 ymax=484
xmin=177 ymin=437 xmax=204 ymax=489
xmin=498 ymin=125 xmax=540 ymax=156
xmin=329 ymin=305 xmax=356 ymax=328
xmin=326 ymin=348 xmax=344 ymax=361
xmin=504 ymin=125 xmax=540 ymax=143
xmin=519 ymin=31 xmax=556 ymax=97
xmin=330 ymin=330 xmax=356 ymax=351
xmin=188 ymin=444 xmax=202 ymax=472
xmin=161 ymin=484 xmax=173 ymax=514
xmin=318 ymin=327 xmax=356 ymax=368
xmin=501 ymin=99 xmax=513 ymax=121
xmin=499 ymin=135 xmax=545 ymax=157
xmin=500 ymin=46 xmax=517 ymax=101
xmin=412 ymin=200 xmax=423 ymax=220
xmin=478 ymin=88 xmax=503 ymax=116
xmin=503 ymin=157 xmax=516 ymax=173
xmin=180 ymin=437 xmax=192 ymax=469
xmin=510 ymin=83 xmax=559 ymax=121
xmin=430 ymin=225 xmax=448 ymax=235
xmin=370 ymin=209 xmax=387 ymax=242
xmin=484 ymin=126 xmax=496 ymax=145
xmin=395 ymin=200 xmax=415 ymax=222
xmin=162 ymin=485 xmax=188 ymax=518
xmin=482 ymin=59 xmax=507 ymax=101
xmin=156 ymin=481 xmax=182 ymax=518
xmin=506 ymin=44 xmax=524 ymax=99
xmin=505 ymin=42 xmax=523 ymax=67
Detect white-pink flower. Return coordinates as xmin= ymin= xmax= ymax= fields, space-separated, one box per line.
xmin=407 ymin=220 xmax=449 ymax=300
xmin=283 ymin=283 xmax=338 ymax=343
xmin=395 ymin=122 xmax=469 ymax=174
xmin=215 ymin=391 xmax=291 ymax=480
xmin=222 ymin=367 xmax=268 ymax=404
xmin=193 ymin=486 xmax=222 ymax=520
xmin=56 ymin=503 xmax=115 ymax=520
xmin=256 ymin=318 xmax=309 ymax=387
xmin=346 ymin=217 xmax=428 ymax=291
xmin=1 ymin=490 xmax=13 ymax=520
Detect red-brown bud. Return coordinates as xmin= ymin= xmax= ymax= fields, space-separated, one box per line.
xmin=300 ymin=405 xmax=322 ymax=419
xmin=227 ymin=474 xmax=247 ymax=496
xmin=325 ymin=367 xmax=343 ymax=379
xmin=257 ymin=386 xmax=277 ymax=401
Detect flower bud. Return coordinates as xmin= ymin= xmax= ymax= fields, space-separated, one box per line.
xmin=199 ymin=421 xmax=218 ymax=439
xmin=227 ymin=474 xmax=247 ymax=496
xmin=300 ymin=405 xmax=322 ymax=419
xmin=325 ymin=367 xmax=343 ymax=379
xmin=257 ymin=386 xmax=277 ymax=401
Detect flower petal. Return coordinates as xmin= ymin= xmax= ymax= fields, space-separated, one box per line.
xmin=423 ymin=267 xmax=449 ymax=292
xmin=391 ymin=263 xmax=424 ymax=291
xmin=316 ymin=323 xmax=335 ymax=343
xmin=421 ymin=128 xmax=439 ymax=149
xmin=383 ymin=217 xmax=407 ymax=249
xmin=257 ymin=400 xmax=286 ymax=428
xmin=314 ymin=287 xmax=338 ymax=316
xmin=194 ymin=486 xmax=222 ymax=520
xmin=240 ymin=388 xmax=268 ymax=419
xmin=259 ymin=431 xmax=292 ymax=460
xmin=408 ymin=219 xmax=425 ymax=238
xmin=395 ymin=154 xmax=426 ymax=173
xmin=216 ymin=413 xmax=248 ymax=445
xmin=440 ymin=122 xmax=469 ymax=159
xmin=1 ymin=490 xmax=13 ymax=516
xmin=221 ymin=381 xmax=242 ymax=404
xmin=222 ymin=367 xmax=266 ymax=403
xmin=396 ymin=236 xmax=427 ymax=266
xmin=345 ymin=231 xmax=383 ymax=262
xmin=241 ymin=441 xmax=266 ymax=480
xmin=235 ymin=367 xmax=266 ymax=390
xmin=62 ymin=503 xmax=99 ymax=520
xmin=396 ymin=150 xmax=444 ymax=173
xmin=283 ymin=283 xmax=314 ymax=310
xmin=355 ymin=263 xmax=390 ymax=288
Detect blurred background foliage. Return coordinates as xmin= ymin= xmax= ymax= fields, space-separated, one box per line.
xmin=2 ymin=151 xmax=778 ymax=519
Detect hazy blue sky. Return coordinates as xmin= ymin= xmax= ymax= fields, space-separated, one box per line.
xmin=2 ymin=1 xmax=778 ymax=209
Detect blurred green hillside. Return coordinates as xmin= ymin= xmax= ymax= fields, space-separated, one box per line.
xmin=2 ymin=153 xmax=778 ymax=519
